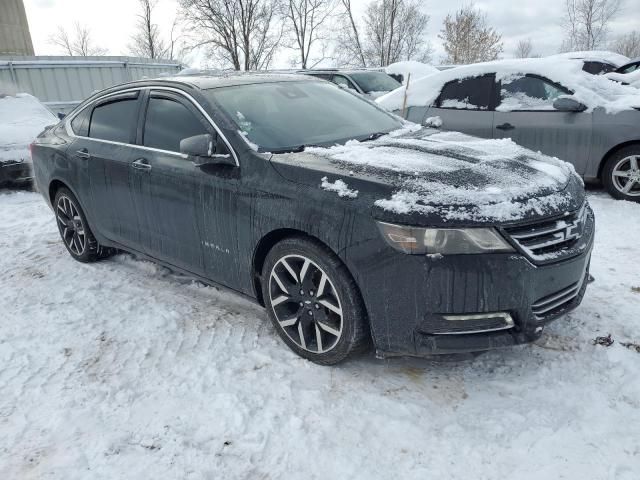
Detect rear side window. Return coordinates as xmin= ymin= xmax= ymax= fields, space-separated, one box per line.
xmin=332 ymin=75 xmax=358 ymax=91
xmin=89 ymin=99 xmax=138 ymax=143
xmin=143 ymin=96 xmax=208 ymax=153
xmin=582 ymin=61 xmax=615 ymax=75
xmin=437 ymin=75 xmax=494 ymax=110
xmin=70 ymin=107 xmax=90 ymax=136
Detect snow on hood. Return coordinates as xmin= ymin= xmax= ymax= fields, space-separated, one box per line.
xmin=376 ymin=58 xmax=640 ymax=114
xmin=547 ymin=50 xmax=630 ymax=67
xmin=306 ymin=127 xmax=580 ymax=222
xmin=0 ymin=93 xmax=57 ymax=163
xmin=384 ymin=61 xmax=439 ymax=84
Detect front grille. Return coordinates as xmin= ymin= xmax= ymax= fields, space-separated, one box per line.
xmin=531 ymin=278 xmax=583 ymax=320
xmin=503 ymin=203 xmax=590 ymax=263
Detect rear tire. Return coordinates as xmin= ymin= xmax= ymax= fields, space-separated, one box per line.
xmin=53 ymin=187 xmax=110 ymax=262
xmin=602 ymin=146 xmax=640 ymax=202
xmin=261 ymin=237 xmax=370 ymax=365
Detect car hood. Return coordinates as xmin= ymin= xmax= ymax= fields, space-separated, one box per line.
xmin=269 ymin=127 xmax=585 ymax=226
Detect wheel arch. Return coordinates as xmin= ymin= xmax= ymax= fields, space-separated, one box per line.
xmin=597 ymin=140 xmax=640 ymax=179
xmin=48 ymin=178 xmax=70 ymax=205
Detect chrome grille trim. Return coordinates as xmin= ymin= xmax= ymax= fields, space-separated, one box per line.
xmin=532 ymin=276 xmax=584 ymax=320
xmin=504 ymin=202 xmax=590 ymax=263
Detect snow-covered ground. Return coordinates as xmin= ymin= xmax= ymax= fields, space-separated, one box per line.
xmin=1 ymin=189 xmax=639 ymax=479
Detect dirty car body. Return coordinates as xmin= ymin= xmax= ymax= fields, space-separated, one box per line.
xmin=31 ymin=74 xmax=594 ymax=361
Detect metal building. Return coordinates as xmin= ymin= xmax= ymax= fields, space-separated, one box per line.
xmin=0 ymin=56 xmax=182 ymax=114
xmin=0 ymin=0 xmax=35 ymax=56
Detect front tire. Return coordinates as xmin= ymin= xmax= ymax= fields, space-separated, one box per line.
xmin=602 ymin=146 xmax=640 ymax=202
xmin=262 ymin=237 xmax=370 ymax=365
xmin=54 ymin=187 xmax=109 ymax=262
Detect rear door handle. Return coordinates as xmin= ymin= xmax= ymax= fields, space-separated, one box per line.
xmin=75 ymin=148 xmax=90 ymax=159
xmin=496 ymin=123 xmax=515 ymax=131
xmin=132 ymin=158 xmax=152 ymax=171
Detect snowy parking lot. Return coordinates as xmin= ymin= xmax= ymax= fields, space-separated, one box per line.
xmin=1 ymin=188 xmax=639 ymax=479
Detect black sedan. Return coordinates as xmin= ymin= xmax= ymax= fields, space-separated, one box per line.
xmin=31 ymin=74 xmax=594 ymax=365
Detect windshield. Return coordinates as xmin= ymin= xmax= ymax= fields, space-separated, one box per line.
xmin=205 ymin=81 xmax=402 ymax=153
xmin=348 ymin=72 xmax=401 ymax=93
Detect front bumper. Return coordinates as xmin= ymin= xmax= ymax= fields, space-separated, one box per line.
xmin=346 ymin=208 xmax=595 ymax=358
xmin=0 ymin=161 xmax=33 ymax=186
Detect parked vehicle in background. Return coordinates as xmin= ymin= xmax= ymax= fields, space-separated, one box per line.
xmin=377 ymin=58 xmax=640 ymax=202
xmin=31 ymin=73 xmax=594 ymax=364
xmin=0 ymin=93 xmax=56 ymax=187
xmin=547 ymin=51 xmax=629 ymax=74
xmin=299 ymin=69 xmax=401 ymax=98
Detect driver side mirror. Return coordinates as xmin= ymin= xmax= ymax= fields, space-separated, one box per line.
xmin=553 ymin=96 xmax=587 ymax=112
xmin=180 ymin=133 xmax=235 ymax=167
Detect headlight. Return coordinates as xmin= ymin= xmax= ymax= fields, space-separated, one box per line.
xmin=376 ymin=221 xmax=515 ymax=255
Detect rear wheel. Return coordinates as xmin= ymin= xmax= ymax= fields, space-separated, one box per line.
xmin=54 ymin=187 xmax=110 ymax=262
xmin=602 ymin=147 xmax=640 ymax=202
xmin=262 ymin=237 xmax=369 ymax=365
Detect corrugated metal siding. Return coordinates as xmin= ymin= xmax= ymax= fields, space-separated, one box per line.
xmin=0 ymin=56 xmax=182 ymax=114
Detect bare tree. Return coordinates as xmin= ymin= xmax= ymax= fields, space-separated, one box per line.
xmin=362 ymin=0 xmax=432 ymax=67
xmin=285 ymin=0 xmax=336 ymax=69
xmin=49 ymin=22 xmax=107 ymax=56
xmin=129 ymin=0 xmax=167 ymax=59
xmin=334 ymin=0 xmax=366 ymax=68
xmin=515 ymin=38 xmax=534 ymax=58
xmin=439 ymin=4 xmax=503 ymax=64
xmin=561 ymin=0 xmax=622 ymax=51
xmin=610 ymin=31 xmax=640 ymax=58
xmin=179 ymin=0 xmax=284 ymax=71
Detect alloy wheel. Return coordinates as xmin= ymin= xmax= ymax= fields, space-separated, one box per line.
xmin=612 ymin=155 xmax=640 ymax=197
xmin=56 ymin=195 xmax=87 ymax=255
xmin=268 ymin=254 xmax=344 ymax=353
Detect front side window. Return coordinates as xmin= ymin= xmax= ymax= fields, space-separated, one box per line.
xmin=619 ymin=62 xmax=640 ymax=74
xmin=205 ymin=80 xmax=402 ymax=153
xmin=89 ymin=98 xmax=138 ymax=143
xmin=437 ymin=75 xmax=494 ymax=110
xmin=498 ymin=75 xmax=569 ymax=111
xmin=143 ymin=96 xmax=208 ymax=152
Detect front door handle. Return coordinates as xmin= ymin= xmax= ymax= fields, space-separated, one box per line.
xmin=132 ymin=158 xmax=152 ymax=171
xmin=75 ymin=148 xmax=90 ymax=159
xmin=496 ymin=123 xmax=515 ymax=131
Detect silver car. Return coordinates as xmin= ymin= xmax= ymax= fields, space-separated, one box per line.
xmin=377 ymin=59 xmax=640 ymax=202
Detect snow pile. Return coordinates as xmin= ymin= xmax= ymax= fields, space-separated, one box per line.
xmin=0 ymin=93 xmax=57 ymax=164
xmin=376 ymin=58 xmax=640 ymax=114
xmin=547 ymin=50 xmax=630 ymax=67
xmin=308 ymin=128 xmax=578 ymax=221
xmin=1 ymin=190 xmax=640 ymax=479
xmin=320 ymin=176 xmax=358 ymax=198
xmin=606 ymin=69 xmax=640 ymax=88
xmin=385 ymin=61 xmax=439 ymax=84
xmin=424 ymin=116 xmax=442 ymax=128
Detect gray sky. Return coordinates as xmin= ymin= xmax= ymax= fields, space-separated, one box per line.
xmin=24 ymin=0 xmax=640 ymax=65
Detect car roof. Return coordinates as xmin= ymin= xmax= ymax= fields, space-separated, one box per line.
xmin=101 ymin=72 xmax=321 ymax=95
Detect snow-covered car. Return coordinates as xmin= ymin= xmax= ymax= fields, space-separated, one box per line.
xmin=0 ymin=93 xmax=57 ymax=187
xmin=547 ymin=51 xmax=630 ymax=74
xmin=300 ymin=69 xmax=402 ymax=98
xmin=384 ymin=61 xmax=440 ymax=85
xmin=32 ymin=74 xmax=594 ymax=365
xmin=377 ymin=58 xmax=640 ymax=201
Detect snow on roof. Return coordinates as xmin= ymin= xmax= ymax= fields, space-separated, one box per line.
xmin=0 ymin=94 xmax=57 ymax=163
xmin=384 ymin=61 xmax=439 ymax=84
xmin=547 ymin=50 xmax=630 ymax=67
xmin=376 ymin=58 xmax=640 ymax=114
xmin=307 ymin=126 xmax=579 ymax=222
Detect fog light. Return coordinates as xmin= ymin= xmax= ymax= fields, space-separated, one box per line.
xmin=433 ymin=312 xmax=514 ymax=335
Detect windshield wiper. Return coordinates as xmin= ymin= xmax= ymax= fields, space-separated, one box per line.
xmin=269 ymin=144 xmax=323 ymax=154
xmin=361 ymin=131 xmax=388 ymax=142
